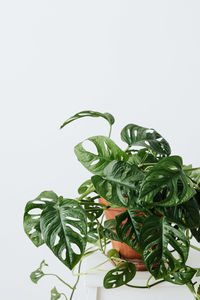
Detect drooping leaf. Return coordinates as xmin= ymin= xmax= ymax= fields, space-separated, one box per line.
xmin=60 ymin=110 xmax=115 ymax=129
xmin=121 ymin=124 xmax=171 ymax=156
xmin=103 ymin=219 xmax=122 ymax=242
xmin=78 ymin=179 xmax=92 ymax=194
xmin=91 ymin=160 xmax=144 ymax=208
xmin=40 ymin=198 xmax=87 ymax=270
xmin=164 ymin=266 xmax=196 ymax=285
xmin=140 ymin=215 xmax=189 ymax=279
xmin=185 ymin=168 xmax=200 ymax=187
xmin=115 ymin=210 xmax=146 ymax=253
xmin=30 ymin=260 xmax=48 ymax=284
xmin=104 ymin=262 xmax=136 ymax=289
xmin=74 ymin=136 xmax=128 ymax=176
xmin=139 ymin=156 xmax=196 ymax=207
xmin=50 ymin=287 xmax=61 ymax=300
xmin=24 ymin=191 xmax=58 ymax=247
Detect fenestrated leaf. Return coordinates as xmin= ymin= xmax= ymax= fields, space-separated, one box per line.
xmin=79 ymin=200 xmax=104 ymax=221
xmin=60 ymin=110 xmax=115 ymax=129
xmin=128 ymin=149 xmax=158 ymax=165
xmin=30 ymin=260 xmax=48 ymax=284
xmin=24 ymin=191 xmax=58 ymax=247
xmin=121 ymin=124 xmax=171 ymax=156
xmin=164 ymin=266 xmax=196 ymax=285
xmin=103 ymin=219 xmax=122 ymax=242
xmin=139 ymin=156 xmax=196 ymax=207
xmin=104 ymin=262 xmax=136 ymax=289
xmin=140 ymin=215 xmax=189 ymax=279
xmin=74 ymin=136 xmax=128 ymax=176
xmin=91 ymin=160 xmax=144 ymax=208
xmin=40 ymin=198 xmax=87 ymax=270
xmin=50 ymin=287 xmax=61 ymax=300
xmin=87 ymin=221 xmax=104 ymax=244
xmin=115 ymin=210 xmax=146 ymax=254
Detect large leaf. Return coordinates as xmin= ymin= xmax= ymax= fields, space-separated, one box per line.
xmin=91 ymin=160 xmax=144 ymax=208
xmin=164 ymin=266 xmax=196 ymax=285
xmin=74 ymin=136 xmax=128 ymax=176
xmin=60 ymin=110 xmax=115 ymax=129
xmin=140 ymin=215 xmax=189 ymax=278
xmin=40 ymin=198 xmax=87 ymax=270
xmin=115 ymin=210 xmax=146 ymax=253
xmin=121 ymin=124 xmax=171 ymax=156
xmin=139 ymin=156 xmax=196 ymax=207
xmin=104 ymin=262 xmax=136 ymax=289
xmin=24 ymin=191 xmax=58 ymax=247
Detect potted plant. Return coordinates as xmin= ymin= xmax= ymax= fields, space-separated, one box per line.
xmin=24 ymin=110 xmax=200 ymax=300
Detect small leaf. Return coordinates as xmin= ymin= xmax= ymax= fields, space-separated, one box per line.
xmin=30 ymin=260 xmax=48 ymax=284
xmin=74 ymin=136 xmax=128 ymax=176
xmin=78 ymin=179 xmax=92 ymax=194
xmin=107 ymin=249 xmax=120 ymax=259
xmin=121 ymin=124 xmax=171 ymax=156
xmin=92 ymin=160 xmax=144 ymax=208
xmin=164 ymin=266 xmax=196 ymax=285
xmin=104 ymin=262 xmax=136 ymax=288
xmin=139 ymin=156 xmax=196 ymax=207
xmin=51 ymin=287 xmax=61 ymax=300
xmin=60 ymin=110 xmax=115 ymax=129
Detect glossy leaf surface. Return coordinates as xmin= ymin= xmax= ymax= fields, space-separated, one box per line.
xmin=74 ymin=136 xmax=128 ymax=176
xmin=164 ymin=266 xmax=196 ymax=285
xmin=139 ymin=156 xmax=196 ymax=207
xmin=121 ymin=124 xmax=171 ymax=156
xmin=104 ymin=262 xmax=136 ymax=288
xmin=140 ymin=215 xmax=189 ymax=278
xmin=60 ymin=110 xmax=115 ymax=129
xmin=92 ymin=160 xmax=144 ymax=208
xmin=103 ymin=219 xmax=122 ymax=242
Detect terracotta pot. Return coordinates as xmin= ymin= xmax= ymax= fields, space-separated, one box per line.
xmin=99 ymin=198 xmax=147 ymax=271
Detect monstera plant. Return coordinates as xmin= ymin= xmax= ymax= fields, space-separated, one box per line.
xmin=24 ymin=110 xmax=200 ymax=300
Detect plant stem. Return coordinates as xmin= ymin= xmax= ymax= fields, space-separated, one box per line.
xmin=69 ymin=261 xmax=82 ymax=300
xmin=76 ymin=185 xmax=95 ymax=201
xmin=108 ymin=125 xmax=112 ymax=138
xmin=190 ymin=244 xmax=200 ymax=252
xmin=61 ymin=293 xmax=68 ymax=300
xmin=44 ymin=274 xmax=73 ymax=289
xmin=138 ymin=162 xmax=157 ymax=167
xmin=73 ymin=259 xmax=110 ymax=276
xmin=126 ymin=279 xmax=165 ymax=289
xmin=186 ymin=282 xmax=200 ymax=300
xmin=184 ymin=167 xmax=200 ymax=172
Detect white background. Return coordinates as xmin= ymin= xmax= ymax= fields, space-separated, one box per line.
xmin=1 ymin=1 xmax=200 ymax=299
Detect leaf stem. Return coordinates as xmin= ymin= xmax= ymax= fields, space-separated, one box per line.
xmin=126 ymin=279 xmax=165 ymax=289
xmin=61 ymin=293 xmax=68 ymax=300
xmin=184 ymin=167 xmax=200 ymax=172
xmin=69 ymin=261 xmax=82 ymax=300
xmin=73 ymin=259 xmax=110 ymax=276
xmin=76 ymin=185 xmax=95 ymax=201
xmin=108 ymin=125 xmax=112 ymax=138
xmin=44 ymin=274 xmax=73 ymax=290
xmin=190 ymin=244 xmax=200 ymax=252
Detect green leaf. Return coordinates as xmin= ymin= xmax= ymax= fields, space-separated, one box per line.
xmin=103 ymin=219 xmax=122 ymax=242
xmin=80 ymin=200 xmax=103 ymax=221
xmin=24 ymin=191 xmax=58 ymax=247
xmin=74 ymin=136 xmax=128 ymax=176
xmin=78 ymin=179 xmax=92 ymax=194
xmin=30 ymin=260 xmax=48 ymax=284
xmin=60 ymin=110 xmax=115 ymax=129
xmin=115 ymin=210 xmax=145 ymax=253
xmin=87 ymin=221 xmax=103 ymax=244
xmin=40 ymin=198 xmax=87 ymax=270
xmin=91 ymin=160 xmax=144 ymax=208
xmin=139 ymin=156 xmax=196 ymax=207
xmin=140 ymin=215 xmax=189 ymax=278
xmin=50 ymin=287 xmax=61 ymax=300
xmin=104 ymin=262 xmax=136 ymax=288
xmin=128 ymin=149 xmax=158 ymax=165
xmin=164 ymin=266 xmax=196 ymax=285
xmin=121 ymin=124 xmax=171 ymax=156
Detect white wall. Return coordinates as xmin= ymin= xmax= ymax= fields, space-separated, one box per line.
xmin=1 ymin=1 xmax=200 ymax=299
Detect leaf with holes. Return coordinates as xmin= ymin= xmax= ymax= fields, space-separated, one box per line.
xmin=91 ymin=160 xmax=144 ymax=208
xmin=128 ymin=149 xmax=158 ymax=165
xmin=40 ymin=198 xmax=87 ymax=270
xmin=103 ymin=219 xmax=122 ymax=242
xmin=50 ymin=287 xmax=62 ymax=300
xmin=164 ymin=266 xmax=196 ymax=285
xmin=104 ymin=262 xmax=136 ymax=289
xmin=80 ymin=200 xmax=104 ymax=221
xmin=121 ymin=124 xmax=171 ymax=156
xmin=74 ymin=136 xmax=128 ymax=176
xmin=60 ymin=110 xmax=115 ymax=129
xmin=87 ymin=221 xmax=104 ymax=244
xmin=30 ymin=260 xmax=48 ymax=284
xmin=24 ymin=191 xmax=58 ymax=247
xmin=139 ymin=156 xmax=196 ymax=207
xmin=140 ymin=215 xmax=189 ymax=279
xmin=116 ymin=210 xmax=146 ymax=254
